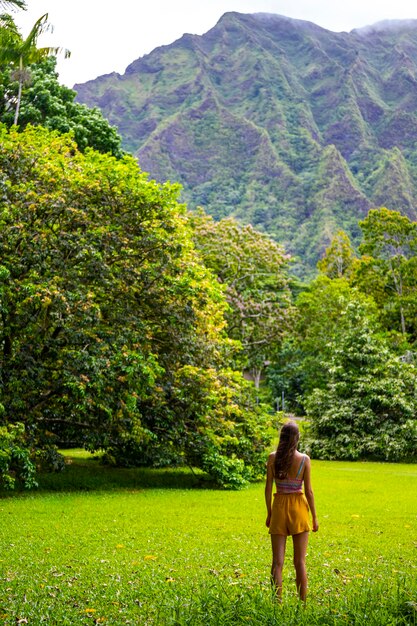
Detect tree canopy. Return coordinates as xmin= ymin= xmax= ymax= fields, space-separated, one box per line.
xmin=190 ymin=211 xmax=293 ymax=388
xmin=269 ymin=215 xmax=417 ymax=461
xmin=306 ymin=299 xmax=417 ymax=461
xmin=0 ymin=124 xmax=273 ymax=488
xmin=1 ymin=0 xmax=416 ymax=475
xmin=0 ymin=10 xmax=123 ymax=157
xmin=355 ymin=208 xmax=417 ymax=340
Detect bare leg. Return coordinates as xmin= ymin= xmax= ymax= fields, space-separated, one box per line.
xmin=270 ymin=534 xmax=287 ymax=600
xmin=292 ymin=531 xmax=309 ymax=602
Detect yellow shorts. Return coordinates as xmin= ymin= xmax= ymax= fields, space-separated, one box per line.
xmin=269 ymin=493 xmax=311 ymax=536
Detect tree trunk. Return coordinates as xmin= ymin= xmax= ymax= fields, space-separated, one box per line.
xmin=400 ymin=305 xmax=406 ymax=335
xmin=13 ymin=57 xmax=23 ymax=126
xmin=252 ymin=367 xmax=262 ymax=390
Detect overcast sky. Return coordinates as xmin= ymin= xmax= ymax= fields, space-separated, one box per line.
xmin=14 ymin=0 xmax=417 ymax=88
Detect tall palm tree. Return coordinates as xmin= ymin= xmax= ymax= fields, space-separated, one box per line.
xmin=0 ymin=12 xmax=70 ymax=125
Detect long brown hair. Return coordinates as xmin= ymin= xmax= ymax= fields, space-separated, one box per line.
xmin=274 ymin=420 xmax=300 ymax=479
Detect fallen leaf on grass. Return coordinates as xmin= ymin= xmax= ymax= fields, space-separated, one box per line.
xmin=209 ymin=569 xmax=219 ymax=576
xmin=144 ymin=555 xmax=157 ymax=561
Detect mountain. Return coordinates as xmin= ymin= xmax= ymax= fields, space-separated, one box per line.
xmin=74 ymin=13 xmax=417 ymax=274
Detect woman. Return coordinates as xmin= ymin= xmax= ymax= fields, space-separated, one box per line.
xmin=265 ymin=420 xmax=318 ymax=601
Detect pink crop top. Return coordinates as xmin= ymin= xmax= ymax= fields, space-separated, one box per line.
xmin=275 ymin=454 xmax=306 ymax=494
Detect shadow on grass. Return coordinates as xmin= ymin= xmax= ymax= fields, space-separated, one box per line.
xmin=0 ymin=450 xmax=220 ymax=497
xmin=33 ymin=450 xmax=218 ymax=494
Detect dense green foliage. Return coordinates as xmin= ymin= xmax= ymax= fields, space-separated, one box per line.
xmin=270 ymin=210 xmax=417 ymax=460
xmin=1 ymin=4 xmax=416 ymax=475
xmin=268 ymin=276 xmax=374 ymax=412
xmin=0 ymin=56 xmax=124 ymax=156
xmin=0 ymin=11 xmax=71 ymax=126
xmin=190 ymin=211 xmax=293 ymax=387
xmin=306 ymin=300 xmax=417 ymax=460
xmin=355 ymin=208 xmax=417 ymax=340
xmin=0 ymin=8 xmax=123 ymax=155
xmin=75 ymin=12 xmax=417 ymax=272
xmin=0 ymin=124 xmax=273 ymax=488
xmin=0 ymin=421 xmax=37 ymax=488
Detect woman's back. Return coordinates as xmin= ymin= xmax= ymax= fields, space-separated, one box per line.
xmin=269 ymin=451 xmax=306 ymax=494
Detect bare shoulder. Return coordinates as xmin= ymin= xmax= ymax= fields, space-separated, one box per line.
xmin=296 ymin=451 xmax=311 ymax=470
xmin=295 ymin=450 xmax=308 ymax=461
xmin=267 ymin=451 xmax=276 ymax=466
xmin=303 ymin=454 xmax=312 ymax=470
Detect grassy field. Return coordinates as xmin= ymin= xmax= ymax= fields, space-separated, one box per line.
xmin=0 ymin=452 xmax=416 ymax=625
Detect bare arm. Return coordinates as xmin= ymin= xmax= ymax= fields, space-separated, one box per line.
xmin=303 ymin=455 xmax=319 ymax=532
xmin=265 ymin=452 xmax=275 ymax=527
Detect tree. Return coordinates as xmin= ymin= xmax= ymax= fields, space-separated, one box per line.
xmin=0 ymin=12 xmax=69 ymax=125
xmin=0 ymin=124 xmax=272 ymax=488
xmin=355 ymin=208 xmax=417 ymax=340
xmin=0 ymin=57 xmax=124 ymax=156
xmin=267 ymin=275 xmax=376 ymax=412
xmin=190 ymin=211 xmax=293 ymax=389
xmin=306 ymin=299 xmax=417 ymax=461
xmin=129 ymin=365 xmax=273 ymax=489
xmin=317 ymin=229 xmax=357 ymax=278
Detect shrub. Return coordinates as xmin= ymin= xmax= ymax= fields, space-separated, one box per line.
xmin=0 ymin=421 xmax=37 ymax=489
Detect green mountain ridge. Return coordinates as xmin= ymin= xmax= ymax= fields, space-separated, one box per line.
xmin=74 ymin=12 xmax=417 ymax=273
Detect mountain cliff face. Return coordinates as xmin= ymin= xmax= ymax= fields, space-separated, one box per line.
xmin=74 ymin=13 xmax=417 ymax=273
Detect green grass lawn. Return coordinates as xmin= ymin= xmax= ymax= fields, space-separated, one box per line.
xmin=0 ymin=453 xmax=416 ymax=625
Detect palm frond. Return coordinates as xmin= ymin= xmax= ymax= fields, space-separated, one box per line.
xmin=0 ymin=12 xmax=22 ymax=65
xmin=0 ymin=11 xmax=19 ymax=32
xmin=21 ymin=13 xmax=51 ymax=50
xmin=36 ymin=45 xmax=71 ymax=60
xmin=0 ymin=0 xmax=26 ymax=11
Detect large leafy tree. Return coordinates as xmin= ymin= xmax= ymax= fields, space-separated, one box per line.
xmin=268 ymin=275 xmax=376 ymax=412
xmin=190 ymin=211 xmax=293 ymax=388
xmin=317 ymin=229 xmax=357 ymax=279
xmin=306 ymin=299 xmax=417 ymax=461
xmin=354 ymin=208 xmax=417 ymax=341
xmin=0 ymin=124 xmax=272 ymax=487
